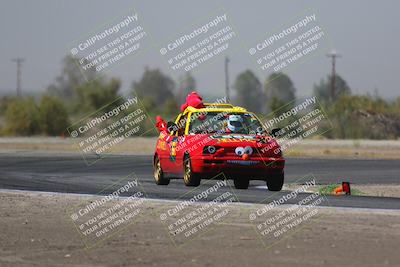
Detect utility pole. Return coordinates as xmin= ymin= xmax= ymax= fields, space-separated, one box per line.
xmin=224 ymin=56 xmax=230 ymax=103
xmin=326 ymin=50 xmax=341 ymax=101
xmin=11 ymin=58 xmax=25 ymax=97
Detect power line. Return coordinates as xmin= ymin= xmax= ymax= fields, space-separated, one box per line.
xmin=11 ymin=58 xmax=25 ymax=97
xmin=326 ymin=50 xmax=341 ymax=101
xmin=224 ymin=56 xmax=230 ymax=103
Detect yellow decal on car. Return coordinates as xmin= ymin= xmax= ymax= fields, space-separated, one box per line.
xmin=157 ymin=140 xmax=166 ymax=150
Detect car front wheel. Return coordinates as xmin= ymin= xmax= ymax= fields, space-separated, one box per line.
xmin=233 ymin=178 xmax=249 ymax=189
xmin=183 ymin=155 xmax=200 ymax=186
xmin=267 ymin=172 xmax=284 ymax=191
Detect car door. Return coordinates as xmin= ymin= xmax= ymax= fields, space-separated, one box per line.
xmin=173 ymin=113 xmax=190 ymax=175
xmin=159 ymin=113 xmax=184 ymax=173
xmin=156 ymin=130 xmax=172 ymax=172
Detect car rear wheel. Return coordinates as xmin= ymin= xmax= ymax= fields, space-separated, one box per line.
xmin=233 ymin=178 xmax=249 ymax=189
xmin=154 ymin=155 xmax=170 ymax=185
xmin=183 ymin=155 xmax=200 ymax=186
xmin=267 ymin=172 xmax=284 ymax=191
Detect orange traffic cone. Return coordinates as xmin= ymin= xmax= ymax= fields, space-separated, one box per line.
xmin=333 ymin=185 xmax=343 ymax=195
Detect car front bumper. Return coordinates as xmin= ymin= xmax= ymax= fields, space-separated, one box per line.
xmin=190 ymin=155 xmax=285 ymax=179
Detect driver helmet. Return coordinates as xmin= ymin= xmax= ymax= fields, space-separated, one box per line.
xmin=227 ymin=115 xmax=244 ymax=133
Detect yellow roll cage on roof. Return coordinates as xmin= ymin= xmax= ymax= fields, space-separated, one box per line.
xmin=175 ymin=103 xmax=259 ymax=136
xmin=183 ymin=103 xmax=248 ymax=114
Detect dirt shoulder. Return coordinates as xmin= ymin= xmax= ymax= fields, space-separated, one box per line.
xmin=1 ymin=137 xmax=400 ymax=159
xmin=287 ymin=139 xmax=400 ymax=159
xmin=0 ymin=190 xmax=399 ymax=267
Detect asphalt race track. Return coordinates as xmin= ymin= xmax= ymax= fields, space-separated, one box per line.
xmin=1 ymin=153 xmax=399 ymax=209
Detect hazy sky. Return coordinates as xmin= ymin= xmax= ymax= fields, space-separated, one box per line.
xmin=1 ymin=0 xmax=399 ymax=99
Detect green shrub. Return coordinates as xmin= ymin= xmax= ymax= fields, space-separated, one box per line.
xmin=39 ymin=95 xmax=70 ymax=136
xmin=2 ymin=96 xmax=70 ymax=136
xmin=3 ymin=98 xmax=40 ymax=136
xmin=322 ymin=95 xmax=400 ymax=139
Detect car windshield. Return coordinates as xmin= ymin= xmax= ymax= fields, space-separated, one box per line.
xmin=188 ymin=112 xmax=266 ymax=135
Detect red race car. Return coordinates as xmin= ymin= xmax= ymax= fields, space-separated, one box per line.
xmin=153 ymin=103 xmax=285 ymax=190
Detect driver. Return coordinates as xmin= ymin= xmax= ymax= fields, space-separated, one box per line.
xmin=226 ymin=115 xmax=245 ymax=134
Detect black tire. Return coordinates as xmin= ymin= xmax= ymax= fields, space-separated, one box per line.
xmin=267 ymin=172 xmax=284 ymax=191
xmin=233 ymin=178 xmax=249 ymax=189
xmin=153 ymin=155 xmax=170 ymax=185
xmin=183 ymin=154 xmax=200 ymax=186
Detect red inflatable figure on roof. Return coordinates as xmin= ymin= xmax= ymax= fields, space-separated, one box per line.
xmin=180 ymin=91 xmax=205 ymax=112
xmin=155 ymin=92 xmax=205 ymax=134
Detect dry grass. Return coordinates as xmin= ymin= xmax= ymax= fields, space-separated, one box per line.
xmin=285 ymin=139 xmax=400 ymax=159
xmin=284 ymin=183 xmax=400 ymax=198
xmin=1 ymin=137 xmax=400 ymax=159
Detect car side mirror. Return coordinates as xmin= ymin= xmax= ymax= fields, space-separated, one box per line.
xmin=271 ymin=128 xmax=282 ymax=137
xmin=167 ymin=121 xmax=178 ymax=135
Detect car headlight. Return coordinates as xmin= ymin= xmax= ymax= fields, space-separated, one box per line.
xmin=203 ymin=146 xmax=217 ymax=154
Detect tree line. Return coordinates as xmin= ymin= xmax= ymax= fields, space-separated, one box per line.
xmin=0 ymin=55 xmax=399 ymax=139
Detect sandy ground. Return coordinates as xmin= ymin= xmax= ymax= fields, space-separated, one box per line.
xmin=353 ymin=184 xmax=400 ymax=198
xmin=0 ymin=191 xmax=399 ymax=267
xmin=1 ymin=137 xmax=400 ymax=159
